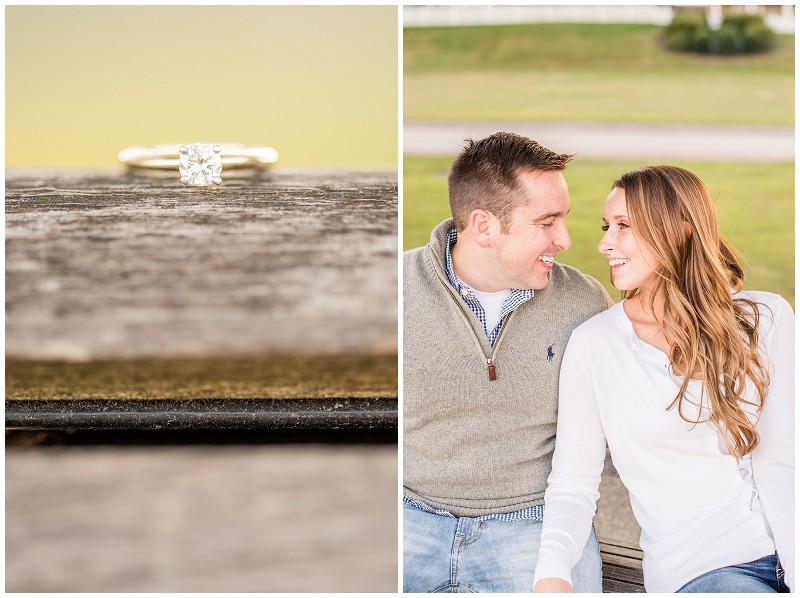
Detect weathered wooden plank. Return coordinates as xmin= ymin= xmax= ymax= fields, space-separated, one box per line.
xmin=5 ymin=168 xmax=397 ymax=407
xmin=599 ymin=541 xmax=645 ymax=590
xmin=599 ymin=538 xmax=644 ymax=563
xmin=5 ymin=398 xmax=397 ymax=430
xmin=602 ymin=560 xmax=644 ymax=582
xmin=6 ymin=168 xmax=397 ymax=362
xmin=601 ymin=555 xmax=645 ymax=592
xmin=603 ymin=576 xmax=646 ymax=593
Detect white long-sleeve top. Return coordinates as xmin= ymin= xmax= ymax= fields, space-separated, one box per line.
xmin=533 ymin=291 xmax=794 ymax=593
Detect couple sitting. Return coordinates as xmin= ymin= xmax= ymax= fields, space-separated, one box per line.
xmin=403 ymin=132 xmax=793 ymax=593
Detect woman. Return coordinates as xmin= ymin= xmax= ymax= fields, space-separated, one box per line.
xmin=532 ymin=166 xmax=793 ymax=593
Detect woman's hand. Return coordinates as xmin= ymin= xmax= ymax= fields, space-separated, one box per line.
xmin=532 ymin=578 xmax=573 ymax=592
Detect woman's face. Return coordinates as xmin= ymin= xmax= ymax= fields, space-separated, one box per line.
xmin=597 ymin=187 xmax=661 ymax=292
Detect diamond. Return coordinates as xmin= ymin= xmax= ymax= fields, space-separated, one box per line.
xmin=179 ymin=143 xmax=222 ymax=186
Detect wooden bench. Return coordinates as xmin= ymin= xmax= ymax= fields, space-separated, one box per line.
xmin=5 ymin=168 xmax=398 ymax=426
xmin=600 ymin=538 xmax=645 ymax=592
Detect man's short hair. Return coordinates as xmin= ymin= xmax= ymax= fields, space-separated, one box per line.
xmin=448 ymin=132 xmax=572 ymax=232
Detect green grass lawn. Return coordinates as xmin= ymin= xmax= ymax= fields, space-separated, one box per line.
xmin=404 ymin=157 xmax=794 ymax=305
xmin=405 ymin=23 xmax=794 ymax=125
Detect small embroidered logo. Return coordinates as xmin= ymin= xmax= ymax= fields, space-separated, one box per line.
xmin=547 ymin=344 xmax=555 ymax=362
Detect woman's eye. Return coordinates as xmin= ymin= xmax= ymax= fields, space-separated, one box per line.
xmin=540 ymin=221 xmax=554 ymax=228
xmin=619 ymin=222 xmax=630 ymax=229
xmin=601 ymin=224 xmax=609 ymax=232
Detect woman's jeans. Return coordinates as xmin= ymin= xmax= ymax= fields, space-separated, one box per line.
xmin=677 ymin=553 xmax=789 ymax=593
xmin=403 ymin=502 xmax=603 ymax=593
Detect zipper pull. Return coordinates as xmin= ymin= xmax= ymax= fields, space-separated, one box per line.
xmin=487 ymin=358 xmax=497 ymax=381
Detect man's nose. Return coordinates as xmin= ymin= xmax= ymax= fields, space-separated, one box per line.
xmin=555 ymin=222 xmax=571 ymax=251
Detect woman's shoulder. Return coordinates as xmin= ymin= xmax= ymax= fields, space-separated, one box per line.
xmin=569 ymin=301 xmax=624 ymax=341
xmin=734 ymin=290 xmax=794 ymax=319
xmin=734 ymin=291 xmax=794 ymax=346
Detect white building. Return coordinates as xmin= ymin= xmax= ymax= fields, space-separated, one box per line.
xmin=403 ymin=5 xmax=795 ymax=34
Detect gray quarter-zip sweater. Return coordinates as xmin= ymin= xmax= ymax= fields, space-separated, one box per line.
xmin=403 ymin=219 xmax=613 ymax=517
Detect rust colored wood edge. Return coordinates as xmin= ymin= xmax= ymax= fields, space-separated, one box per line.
xmin=5 ymin=355 xmax=398 ymax=401
xmin=5 ymin=398 xmax=397 ymax=431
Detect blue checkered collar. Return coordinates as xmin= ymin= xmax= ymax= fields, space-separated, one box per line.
xmin=443 ymin=227 xmax=468 ymax=296
xmin=444 ymin=227 xmax=535 ymax=344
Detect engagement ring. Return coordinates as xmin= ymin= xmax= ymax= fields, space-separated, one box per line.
xmin=118 ymin=143 xmax=279 ymax=186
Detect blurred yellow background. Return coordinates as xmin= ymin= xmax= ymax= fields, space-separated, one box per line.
xmin=6 ymin=6 xmax=398 ymax=167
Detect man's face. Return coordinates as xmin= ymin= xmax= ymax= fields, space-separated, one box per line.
xmin=490 ymin=170 xmax=572 ymax=290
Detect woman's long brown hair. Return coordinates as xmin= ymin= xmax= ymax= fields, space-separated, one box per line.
xmin=614 ymin=166 xmax=770 ymax=457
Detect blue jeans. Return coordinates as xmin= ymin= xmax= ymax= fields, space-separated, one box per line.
xmin=677 ymin=553 xmax=789 ymax=593
xmin=403 ymin=502 xmax=603 ymax=592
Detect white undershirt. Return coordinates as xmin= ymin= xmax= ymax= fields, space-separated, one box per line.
xmin=533 ymin=291 xmax=794 ymax=593
xmin=470 ymin=287 xmax=512 ymax=334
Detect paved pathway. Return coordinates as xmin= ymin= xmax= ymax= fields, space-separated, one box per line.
xmin=405 ymin=121 xmax=794 ymax=161
xmin=6 ymin=445 xmax=397 ymax=593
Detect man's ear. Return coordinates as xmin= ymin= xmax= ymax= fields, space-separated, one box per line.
xmin=467 ymin=209 xmax=494 ymax=248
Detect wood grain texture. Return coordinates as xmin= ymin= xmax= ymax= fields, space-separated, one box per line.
xmin=6 ymin=168 xmax=397 ymax=361
xmin=600 ymin=548 xmax=645 ymax=593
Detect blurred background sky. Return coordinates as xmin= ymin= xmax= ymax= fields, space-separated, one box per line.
xmin=6 ymin=6 xmax=398 ymax=167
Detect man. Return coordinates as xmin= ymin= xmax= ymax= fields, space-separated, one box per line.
xmin=403 ymin=132 xmax=613 ymax=592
